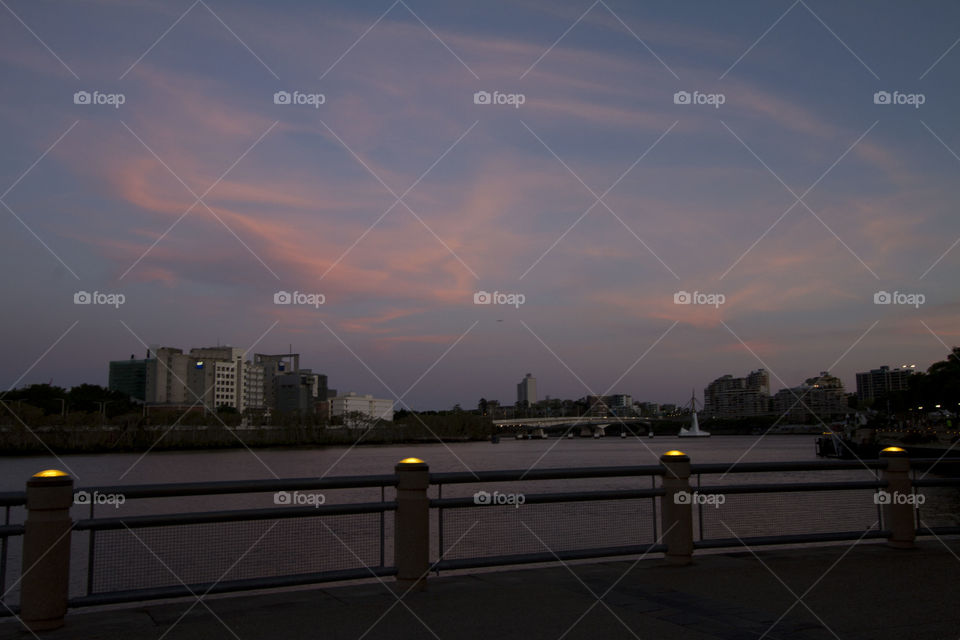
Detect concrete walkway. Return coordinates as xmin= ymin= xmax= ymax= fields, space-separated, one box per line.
xmin=2 ymin=539 xmax=958 ymax=639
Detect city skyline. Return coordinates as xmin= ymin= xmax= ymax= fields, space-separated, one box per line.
xmin=2 ymin=1 xmax=960 ymax=411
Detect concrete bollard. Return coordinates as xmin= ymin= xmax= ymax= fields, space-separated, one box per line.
xmin=880 ymin=447 xmax=915 ymax=549
xmin=660 ymin=451 xmax=694 ymax=565
xmin=20 ymin=470 xmax=74 ymax=631
xmin=394 ymin=458 xmax=430 ymax=591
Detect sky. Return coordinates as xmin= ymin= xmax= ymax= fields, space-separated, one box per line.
xmin=1 ymin=0 xmax=959 ymax=410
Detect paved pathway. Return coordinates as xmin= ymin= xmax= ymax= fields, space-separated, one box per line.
xmin=2 ymin=539 xmax=958 ymax=639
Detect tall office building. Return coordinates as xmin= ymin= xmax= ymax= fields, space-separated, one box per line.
xmin=108 ymin=355 xmax=149 ymax=401
xmin=517 ymin=373 xmax=537 ymax=407
xmin=855 ymin=365 xmax=914 ymax=407
xmin=771 ymin=372 xmax=847 ymax=422
xmin=703 ymin=369 xmax=770 ymax=418
xmin=254 ymin=353 xmax=300 ymax=411
xmin=144 ymin=347 xmax=191 ymax=404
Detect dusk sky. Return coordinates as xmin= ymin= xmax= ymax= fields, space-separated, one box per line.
xmin=2 ymin=0 xmax=959 ymax=410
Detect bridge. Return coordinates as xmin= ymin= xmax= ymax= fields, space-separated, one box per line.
xmin=493 ymin=416 xmax=651 ymax=438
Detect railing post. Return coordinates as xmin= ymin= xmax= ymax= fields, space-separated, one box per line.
xmin=395 ymin=457 xmax=429 ymax=590
xmin=20 ymin=470 xmax=74 ymax=631
xmin=880 ymin=447 xmax=915 ymax=549
xmin=659 ymin=450 xmax=693 ymax=565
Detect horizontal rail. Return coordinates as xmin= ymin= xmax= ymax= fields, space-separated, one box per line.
xmin=0 ymin=492 xmax=25 ymax=507
xmin=74 ymin=474 xmax=396 ymax=500
xmin=434 ymin=543 xmax=668 ymax=571
xmin=431 ymin=464 xmax=665 ymax=485
xmin=913 ymin=478 xmax=960 ymax=488
xmin=694 ymin=529 xmax=890 ymax=549
xmin=68 ymin=566 xmax=398 ymax=608
xmin=917 ymin=526 xmax=960 ymax=536
xmin=0 ymin=524 xmax=24 ymax=538
xmin=431 ymin=488 xmax=664 ymax=509
xmin=75 ymin=501 xmax=396 ymax=531
xmin=691 ymin=460 xmax=886 ymax=474
xmin=698 ymin=480 xmax=886 ymax=495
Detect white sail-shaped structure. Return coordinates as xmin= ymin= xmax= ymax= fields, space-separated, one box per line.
xmin=678 ymin=389 xmax=710 ymax=437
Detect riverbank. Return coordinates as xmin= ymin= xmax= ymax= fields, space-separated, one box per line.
xmin=0 ymin=424 xmax=490 ymax=455
xmin=3 ymin=539 xmax=957 ymax=640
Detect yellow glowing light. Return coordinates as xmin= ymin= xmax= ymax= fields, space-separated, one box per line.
xmin=662 ymin=450 xmax=686 ymax=457
xmin=32 ymin=469 xmax=68 ymax=478
xmin=882 ymin=446 xmax=906 ymax=453
xmin=399 ymin=457 xmax=424 ymax=464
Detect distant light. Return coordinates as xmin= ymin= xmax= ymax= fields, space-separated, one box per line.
xmin=662 ymin=450 xmax=686 ymax=457
xmin=33 ymin=469 xmax=68 ymax=478
xmin=195 ymin=360 xmax=204 ymax=369
xmin=399 ymin=457 xmax=424 ymax=464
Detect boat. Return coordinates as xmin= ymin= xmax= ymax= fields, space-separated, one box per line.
xmin=678 ymin=389 xmax=710 ymax=438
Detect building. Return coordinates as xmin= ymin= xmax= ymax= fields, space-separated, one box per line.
xmin=517 ymin=373 xmax=537 ymax=407
xmin=145 ymin=347 xmax=191 ymax=404
xmin=856 ymin=365 xmax=915 ymax=408
xmin=274 ymin=372 xmax=315 ymax=414
xmin=187 ymin=347 xmax=246 ymax=410
xmin=329 ymin=392 xmax=394 ymax=426
xmin=254 ymin=353 xmax=300 ymax=411
xmin=772 ymin=371 xmax=847 ymax=422
xmin=108 ymin=355 xmax=148 ymax=401
xmin=607 ymin=394 xmax=633 ymax=416
xmin=703 ymin=369 xmax=770 ymax=418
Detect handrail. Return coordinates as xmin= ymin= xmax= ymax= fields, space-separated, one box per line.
xmin=431 ymin=488 xmax=664 ymax=509
xmin=0 ymin=492 xmax=25 ymax=507
xmin=431 ymin=464 xmax=664 ymax=484
xmin=74 ymin=474 xmax=396 ymax=500
xmin=74 ymin=500 xmax=396 ymax=531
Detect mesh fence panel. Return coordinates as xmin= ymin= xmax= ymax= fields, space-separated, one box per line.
xmin=439 ymin=498 xmax=656 ymax=561
xmin=915 ymin=485 xmax=960 ymax=529
xmin=697 ymin=489 xmax=881 ymax=541
xmin=91 ymin=513 xmax=386 ymax=594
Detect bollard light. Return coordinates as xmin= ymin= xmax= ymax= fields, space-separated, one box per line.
xmin=32 ymin=469 xmax=69 ymax=478
xmin=881 ymin=446 xmax=906 ymax=454
xmin=398 ymin=457 xmax=425 ymax=464
xmin=662 ymin=450 xmax=687 ymax=458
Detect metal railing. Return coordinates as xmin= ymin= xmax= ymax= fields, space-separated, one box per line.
xmin=67 ymin=474 xmax=397 ymax=608
xmin=3 ymin=452 xmax=959 ymax=630
xmin=0 ymin=491 xmax=25 ymax=617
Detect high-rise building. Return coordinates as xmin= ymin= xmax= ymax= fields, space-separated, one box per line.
xmin=108 ymin=355 xmax=148 ymax=401
xmin=517 ymin=373 xmax=537 ymax=407
xmin=145 ymin=347 xmax=190 ymax=404
xmin=703 ymin=369 xmax=770 ymax=418
xmin=274 ymin=372 xmax=315 ymax=414
xmin=855 ymin=365 xmax=915 ymax=407
xmin=254 ymin=353 xmax=300 ymax=411
xmin=771 ymin=371 xmax=847 ymax=422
